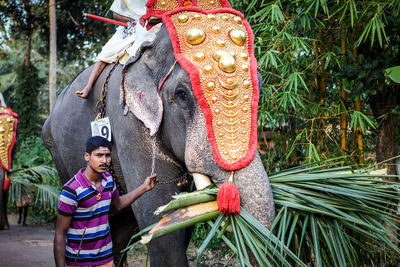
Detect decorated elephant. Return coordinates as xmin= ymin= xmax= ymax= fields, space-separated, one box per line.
xmin=42 ymin=4 xmax=275 ymax=266
xmin=0 ymin=104 xmax=18 ymax=230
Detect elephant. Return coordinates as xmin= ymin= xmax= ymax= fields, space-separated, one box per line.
xmin=42 ymin=25 xmax=275 ymax=266
xmin=0 ymin=101 xmax=17 ymax=231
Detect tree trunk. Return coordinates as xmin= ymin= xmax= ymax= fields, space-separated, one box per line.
xmin=49 ymin=0 xmax=57 ymax=111
xmin=353 ymin=48 xmax=363 ymax=163
xmin=23 ymin=0 xmax=32 ymax=67
xmin=24 ymin=34 xmax=31 ymax=67
xmin=340 ymin=31 xmax=347 ymax=152
xmin=355 ymin=96 xmax=364 ymax=163
xmin=370 ymin=88 xmax=399 ymax=176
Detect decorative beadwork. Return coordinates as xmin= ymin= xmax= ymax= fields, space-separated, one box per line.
xmin=146 ymin=0 xmax=229 ymax=15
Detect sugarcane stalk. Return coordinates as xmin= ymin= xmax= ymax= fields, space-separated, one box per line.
xmin=155 ymin=193 xmax=216 ymax=215
xmin=141 ymin=201 xmax=220 ymax=244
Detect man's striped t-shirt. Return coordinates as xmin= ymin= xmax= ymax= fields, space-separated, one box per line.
xmin=58 ymin=168 xmax=119 ymax=266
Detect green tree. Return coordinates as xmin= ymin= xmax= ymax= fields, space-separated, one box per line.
xmin=230 ymin=0 xmax=400 ymax=173
xmin=0 ymin=0 xmax=114 ymax=118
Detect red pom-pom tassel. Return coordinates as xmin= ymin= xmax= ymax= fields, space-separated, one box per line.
xmin=3 ymin=177 xmax=10 ymax=192
xmin=217 ymin=182 xmax=240 ymax=215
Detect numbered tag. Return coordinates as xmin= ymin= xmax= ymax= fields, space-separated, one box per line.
xmin=91 ymin=117 xmax=112 ymax=142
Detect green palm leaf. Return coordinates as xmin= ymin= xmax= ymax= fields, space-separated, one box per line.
xmin=127 ymin=160 xmax=399 ymax=266
xmin=8 ymin=165 xmax=60 ymax=211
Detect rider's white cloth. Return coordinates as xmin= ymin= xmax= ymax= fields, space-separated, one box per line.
xmin=96 ymin=0 xmax=157 ymax=63
xmin=110 ymin=0 xmax=147 ymax=22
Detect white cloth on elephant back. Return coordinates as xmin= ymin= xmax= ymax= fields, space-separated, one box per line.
xmin=96 ymin=0 xmax=155 ymax=63
xmin=110 ymin=0 xmax=147 ymax=22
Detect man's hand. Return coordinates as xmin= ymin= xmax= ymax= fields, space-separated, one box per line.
xmin=112 ymin=174 xmax=158 ymax=212
xmin=142 ymin=174 xmax=158 ymax=192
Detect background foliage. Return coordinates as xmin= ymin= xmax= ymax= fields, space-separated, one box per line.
xmin=230 ymin=0 xmax=400 ymax=174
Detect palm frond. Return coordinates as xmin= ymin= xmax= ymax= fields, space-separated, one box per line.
xmin=8 ymin=165 xmax=60 ymax=211
xmin=124 ymin=161 xmax=400 ymax=266
xmin=270 ymin=163 xmax=400 ymax=265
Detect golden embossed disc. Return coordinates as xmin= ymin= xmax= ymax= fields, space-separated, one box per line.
xmin=187 ymin=28 xmax=206 ymax=45
xmin=229 ymin=29 xmax=247 ymax=46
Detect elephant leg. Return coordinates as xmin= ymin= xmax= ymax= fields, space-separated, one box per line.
xmin=132 ymin=185 xmax=191 ymax=267
xmin=109 ymin=208 xmax=138 ymax=265
xmin=0 ymin=169 xmax=6 ymax=230
xmin=149 ymin=229 xmax=191 ymax=267
xmin=3 ymin=191 xmax=9 ymax=229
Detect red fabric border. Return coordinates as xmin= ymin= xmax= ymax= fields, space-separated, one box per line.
xmin=0 ymin=107 xmax=18 ymax=172
xmin=143 ymin=0 xmax=232 ymax=21
xmin=163 ymin=7 xmax=259 ymax=171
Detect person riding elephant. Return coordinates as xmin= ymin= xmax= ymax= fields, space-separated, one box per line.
xmin=43 ymin=1 xmax=275 ymax=266
xmin=76 ymin=0 xmax=161 ymax=99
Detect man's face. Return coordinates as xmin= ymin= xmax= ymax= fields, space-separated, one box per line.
xmin=85 ymin=146 xmax=112 ymax=174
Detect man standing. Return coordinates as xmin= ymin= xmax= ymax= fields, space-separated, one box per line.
xmin=54 ymin=136 xmax=157 ymax=267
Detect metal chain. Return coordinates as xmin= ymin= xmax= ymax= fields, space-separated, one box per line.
xmin=150 ymin=135 xmax=188 ymax=186
xmin=96 ymin=62 xmax=127 ymax=194
xmin=158 ymin=172 xmax=189 ymax=186
xmin=151 ymin=136 xmax=157 ymax=176
xmin=97 ymin=62 xmax=119 ymax=119
xmin=109 ymin=163 xmax=127 ymax=195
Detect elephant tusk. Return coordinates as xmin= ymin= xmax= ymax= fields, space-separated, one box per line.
xmin=192 ymin=173 xmax=212 ymax=190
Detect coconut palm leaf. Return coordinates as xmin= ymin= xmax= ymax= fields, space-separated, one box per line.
xmin=269 ymin=163 xmax=400 ymax=266
xmin=8 ymin=165 xmax=60 ymax=211
xmin=126 ymin=160 xmax=399 ymax=266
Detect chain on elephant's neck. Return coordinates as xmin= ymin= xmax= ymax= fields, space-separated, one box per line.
xmin=151 ymin=136 xmax=156 ymax=176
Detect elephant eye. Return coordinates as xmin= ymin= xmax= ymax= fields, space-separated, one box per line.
xmin=175 ymin=88 xmax=187 ymax=101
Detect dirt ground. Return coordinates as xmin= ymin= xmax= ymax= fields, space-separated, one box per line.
xmin=0 ymin=214 xmax=234 ymax=267
xmin=0 ymin=214 xmax=55 ymax=267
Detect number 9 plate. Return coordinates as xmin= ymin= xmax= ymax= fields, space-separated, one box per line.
xmin=91 ymin=117 xmax=112 ymax=142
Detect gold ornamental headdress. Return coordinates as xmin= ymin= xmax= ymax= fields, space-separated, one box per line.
xmin=162 ymin=5 xmax=259 ymax=171
xmin=0 ymin=107 xmax=18 ymax=172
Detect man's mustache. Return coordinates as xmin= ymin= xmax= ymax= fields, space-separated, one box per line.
xmin=99 ymin=164 xmax=109 ymax=168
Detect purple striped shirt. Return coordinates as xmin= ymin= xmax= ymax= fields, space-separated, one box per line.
xmin=58 ymin=168 xmax=119 ymax=266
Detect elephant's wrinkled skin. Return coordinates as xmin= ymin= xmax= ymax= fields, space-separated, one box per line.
xmin=42 ymin=26 xmax=275 ymax=266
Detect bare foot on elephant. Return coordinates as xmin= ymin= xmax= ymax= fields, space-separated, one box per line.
xmin=75 ymin=86 xmax=91 ymax=99
xmin=75 ymin=61 xmax=107 ymax=99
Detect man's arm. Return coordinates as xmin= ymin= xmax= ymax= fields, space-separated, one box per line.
xmin=113 ymin=12 xmax=135 ymax=23
xmin=112 ymin=174 xmax=157 ymax=211
xmin=54 ymin=214 xmax=72 ymax=267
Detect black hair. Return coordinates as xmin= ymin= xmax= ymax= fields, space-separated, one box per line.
xmin=85 ymin=136 xmax=112 ymax=154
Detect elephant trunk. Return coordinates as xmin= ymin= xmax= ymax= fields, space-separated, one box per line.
xmin=233 ymin=153 xmax=275 ymax=227
xmin=192 ymin=152 xmax=275 ymax=227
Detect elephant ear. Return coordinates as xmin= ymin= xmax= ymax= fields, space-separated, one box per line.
xmin=121 ymin=46 xmax=163 ymax=137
